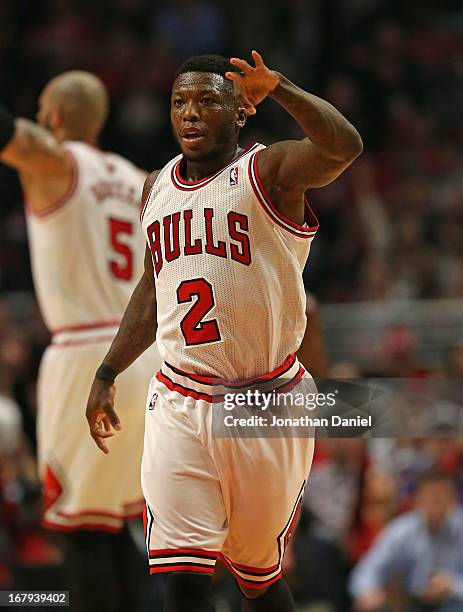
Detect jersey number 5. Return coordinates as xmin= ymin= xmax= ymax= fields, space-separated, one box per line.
xmin=177 ymin=278 xmax=221 ymax=346
xmin=109 ymin=218 xmax=133 ymax=281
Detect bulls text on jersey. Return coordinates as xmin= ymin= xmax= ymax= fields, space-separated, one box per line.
xmin=146 ymin=207 xmax=251 ymax=276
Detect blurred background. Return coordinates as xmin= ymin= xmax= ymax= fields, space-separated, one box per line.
xmin=1 ymin=0 xmax=463 ymax=610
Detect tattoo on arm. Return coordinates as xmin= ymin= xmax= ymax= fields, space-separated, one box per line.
xmin=102 ymin=255 xmax=157 ymax=375
xmin=270 ymin=74 xmax=363 ymax=164
xmin=259 ymin=74 xmax=363 ymax=194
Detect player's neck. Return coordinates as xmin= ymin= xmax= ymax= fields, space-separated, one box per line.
xmin=56 ymin=129 xmax=98 ymax=147
xmin=183 ymin=144 xmax=243 ymax=182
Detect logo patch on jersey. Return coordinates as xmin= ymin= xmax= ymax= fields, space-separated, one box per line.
xmin=148 ymin=392 xmax=158 ymax=410
xmin=229 ymin=166 xmax=239 ymax=186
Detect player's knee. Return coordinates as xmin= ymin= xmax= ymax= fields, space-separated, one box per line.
xmin=240 ymin=579 xmax=295 ymax=612
xmin=164 ymin=571 xmax=212 ymax=611
xmin=239 ymin=584 xmax=270 ymax=599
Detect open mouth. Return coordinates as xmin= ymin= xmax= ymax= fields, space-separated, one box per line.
xmin=181 ymin=132 xmax=205 ymax=148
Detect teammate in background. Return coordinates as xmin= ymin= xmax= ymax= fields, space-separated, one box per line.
xmin=0 ymin=72 xmax=160 ymax=612
xmin=86 ymin=52 xmax=362 ymax=612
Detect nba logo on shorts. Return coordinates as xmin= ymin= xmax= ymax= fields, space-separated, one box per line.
xmin=148 ymin=392 xmax=158 ymax=410
xmin=229 ymin=166 xmax=238 ymax=186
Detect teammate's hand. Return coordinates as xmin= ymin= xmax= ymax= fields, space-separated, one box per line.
xmin=225 ymin=50 xmax=280 ymax=116
xmin=85 ymin=378 xmax=121 ymax=454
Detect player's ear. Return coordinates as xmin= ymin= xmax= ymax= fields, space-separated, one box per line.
xmin=236 ymin=106 xmax=247 ymax=129
xmin=50 ymin=108 xmax=63 ymax=131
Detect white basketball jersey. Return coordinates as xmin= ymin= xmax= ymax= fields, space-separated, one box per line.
xmin=26 ymin=141 xmax=147 ymax=332
xmin=141 ymin=143 xmax=318 ymax=379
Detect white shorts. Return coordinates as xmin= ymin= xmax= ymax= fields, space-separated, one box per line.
xmin=37 ymin=327 xmax=161 ymax=533
xmin=141 ymin=355 xmax=315 ymax=589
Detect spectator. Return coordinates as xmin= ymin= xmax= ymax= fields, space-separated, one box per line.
xmin=304 ymin=439 xmax=365 ymax=543
xmin=350 ymin=470 xmax=463 ymax=611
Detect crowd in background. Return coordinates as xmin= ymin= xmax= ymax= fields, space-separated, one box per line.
xmin=2 ymin=295 xmax=463 ymax=610
xmin=1 ymin=0 xmax=463 ymax=301
xmin=1 ymin=0 xmax=463 ymax=610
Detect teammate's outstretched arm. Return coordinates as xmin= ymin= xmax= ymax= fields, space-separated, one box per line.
xmin=0 ymin=105 xmax=71 ymax=177
xmin=86 ymin=174 xmax=159 ymax=453
xmin=226 ymin=51 xmax=363 ymax=220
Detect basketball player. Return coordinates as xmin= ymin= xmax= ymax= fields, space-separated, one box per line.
xmin=0 ymin=72 xmax=160 ymax=611
xmin=86 ymin=52 xmax=362 ymax=612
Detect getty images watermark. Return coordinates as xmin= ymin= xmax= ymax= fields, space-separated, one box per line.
xmin=212 ymin=378 xmax=463 ymax=438
xmin=222 ymin=388 xmax=372 ymax=429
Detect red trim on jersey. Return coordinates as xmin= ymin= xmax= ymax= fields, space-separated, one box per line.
xmin=171 ymin=143 xmax=258 ymax=191
xmin=149 ymin=548 xmax=219 ymax=559
xmin=248 ymin=151 xmax=319 ymax=238
xmin=42 ymin=519 xmax=120 ymax=533
xmin=253 ymin=152 xmax=319 ymax=231
xmin=228 ymin=560 xmax=280 ymax=574
xmin=272 ymin=365 xmax=305 ymax=394
xmin=157 ymin=358 xmax=303 ymax=403
xmin=25 ymin=149 xmax=79 ymax=219
xmin=51 ymin=320 xmax=120 ymax=335
xmin=142 ymin=506 xmax=147 ymax=536
xmin=140 ymin=176 xmax=159 ymax=223
xmin=219 ymin=555 xmax=282 ymax=587
xmin=165 ymin=353 xmax=296 ymax=387
xmin=234 ymin=571 xmax=283 ymax=588
xmin=156 ymin=371 xmax=223 ymax=403
xmin=43 ymin=464 xmax=64 ymax=513
xmin=149 ymin=565 xmax=214 ymax=575
xmin=276 ymin=479 xmax=306 ymax=565
xmin=51 ymin=335 xmax=116 ymax=348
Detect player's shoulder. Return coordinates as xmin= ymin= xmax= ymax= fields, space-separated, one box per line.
xmin=254 ymin=139 xmax=294 ymax=164
xmin=61 ymin=140 xmax=96 ymax=159
xmin=100 ymin=149 xmax=147 ymax=179
xmin=63 ymin=141 xmax=145 ymax=177
xmin=142 ymin=169 xmax=161 ymax=201
xmin=234 ymin=141 xmax=265 ymax=165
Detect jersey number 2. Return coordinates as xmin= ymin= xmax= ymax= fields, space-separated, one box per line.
xmin=177 ymin=278 xmax=221 ymax=346
xmin=109 ymin=218 xmax=133 ymax=281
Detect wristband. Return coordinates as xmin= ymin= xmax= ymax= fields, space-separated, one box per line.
xmin=0 ymin=104 xmax=15 ymax=151
xmin=95 ymin=363 xmax=117 ymax=384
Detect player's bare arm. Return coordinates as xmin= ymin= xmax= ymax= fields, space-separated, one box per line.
xmin=0 ymin=108 xmax=72 ymax=213
xmin=226 ymin=51 xmax=363 ymax=223
xmin=86 ymin=173 xmax=159 ymax=453
xmin=297 ymin=293 xmax=328 ymax=378
xmin=0 ymin=117 xmax=71 ymax=176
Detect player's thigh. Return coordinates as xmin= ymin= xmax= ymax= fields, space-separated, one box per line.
xmin=36 ymin=344 xmax=104 ymax=474
xmin=142 ymin=386 xmax=228 ymax=571
xmin=216 ymin=378 xmax=315 ymax=587
xmin=222 ymin=436 xmax=313 ymax=553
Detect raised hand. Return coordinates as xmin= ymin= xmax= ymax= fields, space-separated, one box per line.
xmin=225 ymin=50 xmax=280 ymax=116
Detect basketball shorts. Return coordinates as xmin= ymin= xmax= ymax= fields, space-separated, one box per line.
xmin=37 ymin=326 xmax=161 ymax=533
xmin=141 ymin=355 xmax=315 ymax=589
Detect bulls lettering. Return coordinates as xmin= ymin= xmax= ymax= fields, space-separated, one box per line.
xmin=147 ymin=208 xmax=251 ymax=276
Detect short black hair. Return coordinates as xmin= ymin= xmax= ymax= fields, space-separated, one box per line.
xmin=415 ymin=469 xmax=455 ymax=493
xmin=176 ymin=54 xmax=240 ymax=79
